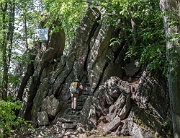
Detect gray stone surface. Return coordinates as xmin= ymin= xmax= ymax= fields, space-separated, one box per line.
xmin=37 ymin=111 xmax=50 ymax=126
xmin=42 ymin=95 xmax=61 ymax=117
xmin=105 ymin=116 xmax=121 ymax=133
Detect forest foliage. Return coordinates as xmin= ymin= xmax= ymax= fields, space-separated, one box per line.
xmin=0 ymin=99 xmax=22 ymax=137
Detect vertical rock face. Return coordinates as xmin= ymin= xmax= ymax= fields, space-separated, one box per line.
xmin=15 ymin=7 xmax=171 ymax=137
xmin=160 ymin=0 xmax=180 ymax=137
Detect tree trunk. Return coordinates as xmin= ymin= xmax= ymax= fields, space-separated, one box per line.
xmin=160 ymin=0 xmax=180 ymax=137
xmin=7 ymin=0 xmax=15 ymax=70
xmin=1 ymin=3 xmax=8 ymax=101
xmin=0 ymin=1 xmax=15 ymax=101
xmin=23 ymin=8 xmax=28 ymax=50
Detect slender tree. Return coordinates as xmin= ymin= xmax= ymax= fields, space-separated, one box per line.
xmin=0 ymin=0 xmax=15 ymax=101
xmin=23 ymin=5 xmax=28 ymax=50
xmin=1 ymin=2 xmax=8 ymax=101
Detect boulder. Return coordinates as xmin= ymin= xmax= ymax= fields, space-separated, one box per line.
xmin=105 ymin=116 xmax=121 ymax=133
xmin=108 ymin=86 xmax=121 ymax=99
xmin=62 ymin=123 xmax=77 ymax=129
xmin=104 ymin=77 xmax=121 ymax=99
xmin=42 ymin=95 xmax=61 ymax=118
xmin=37 ymin=111 xmax=49 ymax=126
xmin=119 ymin=95 xmax=131 ymax=120
xmin=120 ymin=119 xmax=154 ymax=138
xmin=117 ymin=79 xmax=131 ymax=93
xmin=87 ymin=105 xmax=97 ymax=129
xmin=104 ymin=90 xmax=115 ymax=105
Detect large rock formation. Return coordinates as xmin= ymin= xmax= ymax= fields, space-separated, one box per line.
xmin=14 ymin=7 xmax=172 ymax=138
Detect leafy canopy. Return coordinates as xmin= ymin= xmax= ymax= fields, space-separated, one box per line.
xmin=93 ymin=0 xmax=166 ymax=72
xmin=42 ymin=0 xmax=87 ymax=44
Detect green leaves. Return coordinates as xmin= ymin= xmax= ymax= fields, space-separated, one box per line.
xmin=0 ymin=99 xmax=22 ymax=137
xmin=140 ymin=44 xmax=166 ymax=70
xmin=0 ymin=98 xmax=33 ymax=137
xmin=42 ymin=0 xmax=87 ymax=43
xmin=99 ymin=0 xmax=166 ymax=72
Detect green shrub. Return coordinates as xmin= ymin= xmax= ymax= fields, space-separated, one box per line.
xmin=0 ymin=99 xmax=22 ymax=137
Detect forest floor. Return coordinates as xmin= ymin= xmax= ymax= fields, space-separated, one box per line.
xmin=9 ymin=120 xmax=131 ymax=138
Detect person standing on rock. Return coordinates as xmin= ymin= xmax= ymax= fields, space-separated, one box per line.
xmin=69 ymin=79 xmax=83 ymax=113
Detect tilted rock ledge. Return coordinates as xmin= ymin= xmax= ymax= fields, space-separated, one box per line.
xmin=13 ymin=7 xmax=171 ymax=138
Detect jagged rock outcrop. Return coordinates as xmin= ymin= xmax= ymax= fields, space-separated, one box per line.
xmin=85 ymin=73 xmax=170 ymax=138
xmin=14 ymin=7 xmax=171 ymax=138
